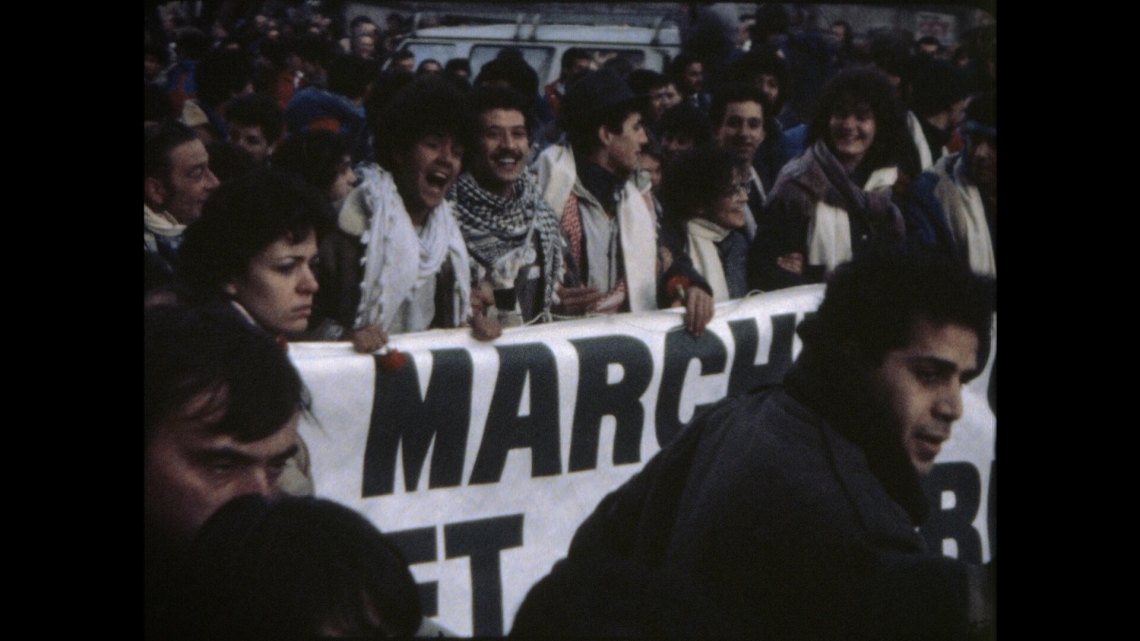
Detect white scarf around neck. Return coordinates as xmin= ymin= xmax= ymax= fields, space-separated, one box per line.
xmin=686 ymin=217 xmax=732 ymax=302
xmin=937 ymin=154 xmax=996 ymax=277
xmin=353 ymin=165 xmax=472 ymax=333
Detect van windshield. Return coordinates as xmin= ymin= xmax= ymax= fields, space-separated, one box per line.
xmin=470 ymin=45 xmax=554 ymax=83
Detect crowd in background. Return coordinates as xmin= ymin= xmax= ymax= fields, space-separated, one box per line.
xmin=145 ymin=2 xmax=996 ymax=637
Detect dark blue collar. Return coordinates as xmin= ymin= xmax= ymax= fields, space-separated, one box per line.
xmin=576 ymin=158 xmax=622 ymax=212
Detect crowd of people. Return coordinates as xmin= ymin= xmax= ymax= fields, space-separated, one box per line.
xmin=145 ymin=2 xmax=996 ymax=638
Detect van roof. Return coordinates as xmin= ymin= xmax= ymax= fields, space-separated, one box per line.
xmin=412 ymin=23 xmax=681 ymax=46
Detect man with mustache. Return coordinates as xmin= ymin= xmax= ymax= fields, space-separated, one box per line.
xmin=449 ymin=86 xmax=580 ymax=326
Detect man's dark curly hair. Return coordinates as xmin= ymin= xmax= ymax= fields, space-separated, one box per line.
xmin=799 ymin=246 xmax=995 ymax=368
xmin=371 ymin=76 xmax=473 ymax=172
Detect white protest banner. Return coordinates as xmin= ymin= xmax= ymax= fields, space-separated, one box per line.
xmin=292 ymin=285 xmax=996 ymax=636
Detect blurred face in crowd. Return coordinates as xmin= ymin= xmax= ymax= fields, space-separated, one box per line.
xmin=706 ymin=168 xmax=748 ymax=230
xmin=471 ymin=108 xmax=529 ymax=198
xmin=394 ymin=134 xmax=463 ymax=221
xmin=330 ymin=155 xmax=357 ymax=203
xmin=829 ymin=101 xmax=876 ymax=170
xmin=145 ymin=53 xmax=163 ymax=81
xmin=393 ymin=55 xmax=415 ymax=73
xmin=948 ymin=99 xmax=968 ymax=129
xmin=867 ymin=319 xmax=979 ymax=477
xmin=145 ymin=394 xmax=300 ymax=546
xmin=716 ymin=100 xmax=765 ymax=167
xmin=225 ymin=232 xmax=320 ymax=336
xmin=354 ymin=35 xmax=376 ymax=59
xmin=565 ymin=57 xmax=593 ymax=84
xmin=661 ymin=132 xmax=695 ymax=165
xmin=638 ymin=152 xmax=661 ymax=193
xmin=967 ymin=133 xmax=996 ymax=192
xmin=830 ymin=23 xmax=848 ymax=46
xmin=417 ymin=60 xmax=441 ymax=76
xmin=600 ymin=111 xmax=648 ymax=178
xmin=148 ymin=139 xmax=220 ymax=224
xmin=649 ymin=83 xmax=681 ymax=121
xmin=681 ymin=61 xmax=704 ymax=94
xmin=754 ymin=73 xmax=780 ymax=107
xmin=227 ymin=123 xmax=275 ymax=164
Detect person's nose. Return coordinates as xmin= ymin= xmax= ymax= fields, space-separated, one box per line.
xmin=235 ymin=468 xmax=275 ymax=497
xmin=440 ymin=144 xmax=461 ymax=167
xmin=204 ymin=167 xmax=221 ymax=191
xmin=299 ymin=263 xmax=319 ymax=294
xmin=933 ymin=382 xmax=964 ymax=424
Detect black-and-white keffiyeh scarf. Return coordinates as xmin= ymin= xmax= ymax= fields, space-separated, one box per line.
xmin=451 ymin=171 xmax=565 ymax=315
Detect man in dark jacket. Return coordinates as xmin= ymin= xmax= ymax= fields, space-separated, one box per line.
xmin=511 ymin=248 xmax=995 ymax=639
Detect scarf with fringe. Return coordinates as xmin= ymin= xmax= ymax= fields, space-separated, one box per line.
xmin=353 ymin=165 xmax=471 ymax=333
xmin=450 ymin=171 xmax=564 ymax=314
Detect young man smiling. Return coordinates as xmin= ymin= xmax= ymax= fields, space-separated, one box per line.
xmin=449 ymin=86 xmax=576 ymax=325
xmin=535 ymin=68 xmax=715 ymax=335
xmin=710 ymin=83 xmax=769 ymax=241
xmin=339 ymin=77 xmax=499 ymax=353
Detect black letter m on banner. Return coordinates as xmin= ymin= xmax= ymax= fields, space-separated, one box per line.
xmin=362 ymin=349 xmax=472 ymax=496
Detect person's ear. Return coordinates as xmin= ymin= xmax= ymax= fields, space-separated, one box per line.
xmin=145 ymin=176 xmax=167 ymax=207
xmin=597 ymin=124 xmax=613 ymax=149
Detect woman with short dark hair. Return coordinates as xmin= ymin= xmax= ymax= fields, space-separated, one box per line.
xmin=178 ymin=168 xmax=330 ymax=338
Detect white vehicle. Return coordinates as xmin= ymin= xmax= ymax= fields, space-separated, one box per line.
xmin=393 ymin=19 xmax=681 ymax=85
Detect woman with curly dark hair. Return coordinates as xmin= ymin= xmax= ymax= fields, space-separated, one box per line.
xmin=747 ymin=68 xmax=918 ymax=291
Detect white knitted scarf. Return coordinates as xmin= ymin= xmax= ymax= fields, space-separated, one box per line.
xmin=143 ymin=204 xmax=185 ymax=252
xmin=934 ymin=153 xmax=996 ymax=278
xmin=685 ymin=217 xmax=731 ymax=302
xmin=353 ymin=165 xmax=471 ymax=332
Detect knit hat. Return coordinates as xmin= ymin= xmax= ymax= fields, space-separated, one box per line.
xmin=559 ymin=68 xmax=647 ymax=134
